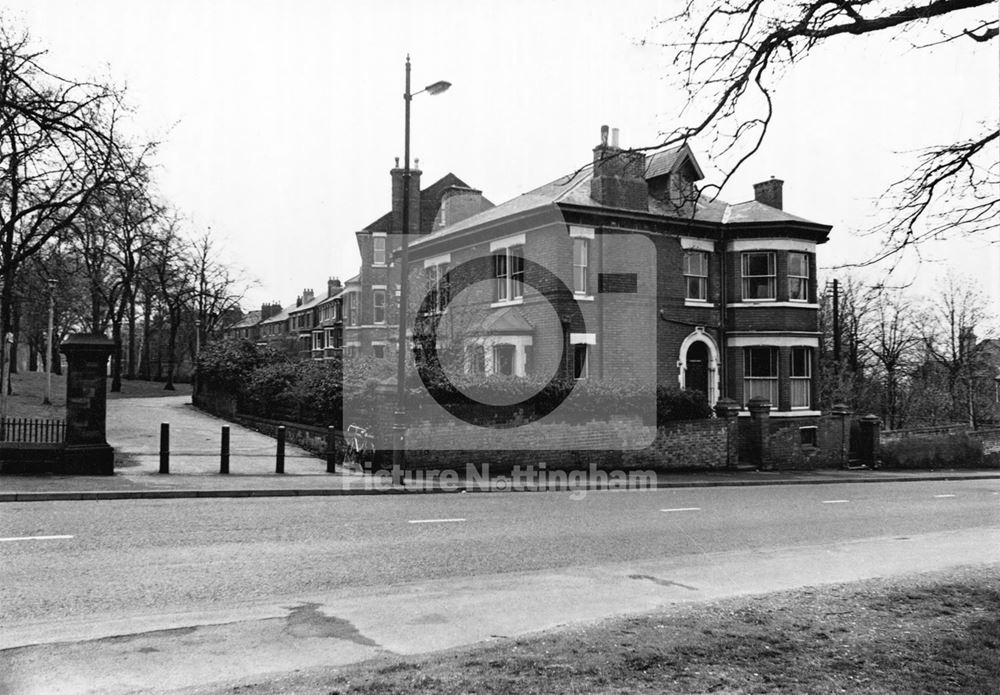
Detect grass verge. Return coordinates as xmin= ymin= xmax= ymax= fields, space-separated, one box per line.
xmin=235 ymin=564 xmax=999 ymax=694
xmin=3 ymin=372 xmax=191 ymax=419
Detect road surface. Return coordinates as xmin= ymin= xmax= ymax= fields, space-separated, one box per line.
xmin=1 ymin=479 xmax=998 ymax=693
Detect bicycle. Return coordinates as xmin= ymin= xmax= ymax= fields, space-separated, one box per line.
xmin=343 ymin=423 xmax=376 ymax=471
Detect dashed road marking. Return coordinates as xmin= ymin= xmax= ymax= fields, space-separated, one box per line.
xmin=934 ymin=494 xmax=956 ymax=498
xmin=660 ymin=507 xmax=701 ymax=513
xmin=822 ymin=500 xmax=850 ymax=504
xmin=0 ymin=535 xmax=74 ymax=542
xmin=407 ymin=518 xmax=466 ymax=524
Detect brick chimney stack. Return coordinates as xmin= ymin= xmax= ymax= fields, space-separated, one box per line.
xmin=327 ymin=277 xmax=342 ymax=298
xmin=260 ymin=302 xmax=282 ymax=320
xmin=590 ymin=125 xmax=648 ymax=211
xmin=753 ymin=177 xmax=784 ymax=210
xmin=391 ymin=157 xmax=423 ymax=234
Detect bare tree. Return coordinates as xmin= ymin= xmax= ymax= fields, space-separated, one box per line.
xmin=0 ymin=25 xmax=133 ymax=407
xmin=148 ymin=216 xmax=195 ymax=390
xmin=864 ymin=290 xmax=921 ymax=429
xmin=647 ymin=1 xmax=997 ymax=262
xmin=920 ymin=274 xmax=995 ymax=426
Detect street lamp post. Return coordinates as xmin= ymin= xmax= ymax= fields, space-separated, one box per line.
xmin=44 ymin=278 xmax=57 ymax=405
xmin=393 ymin=55 xmax=450 ymax=476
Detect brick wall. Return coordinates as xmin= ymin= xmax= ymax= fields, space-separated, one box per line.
xmin=395 ymin=416 xmax=734 ymax=474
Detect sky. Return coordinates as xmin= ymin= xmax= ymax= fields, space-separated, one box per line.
xmin=5 ymin=0 xmax=999 ymax=318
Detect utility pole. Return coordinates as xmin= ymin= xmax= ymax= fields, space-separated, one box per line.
xmin=832 ymin=278 xmax=841 ymax=369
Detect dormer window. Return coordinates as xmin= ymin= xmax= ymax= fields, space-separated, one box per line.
xmin=741 ymin=252 xmax=776 ymax=300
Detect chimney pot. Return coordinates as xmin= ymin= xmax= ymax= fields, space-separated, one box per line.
xmin=611 ymin=128 xmax=620 ymax=148
xmin=600 ymin=125 xmax=609 ymax=147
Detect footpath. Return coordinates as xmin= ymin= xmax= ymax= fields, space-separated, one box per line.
xmin=1 ymin=395 xmax=997 ymax=502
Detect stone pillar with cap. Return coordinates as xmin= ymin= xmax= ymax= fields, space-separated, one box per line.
xmin=747 ymin=396 xmax=772 ymax=470
xmin=831 ymin=403 xmax=853 ymax=468
xmin=713 ymin=397 xmax=741 ymax=469
xmin=60 ymin=334 xmax=116 ymax=475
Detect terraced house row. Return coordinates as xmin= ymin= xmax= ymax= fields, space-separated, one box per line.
xmin=227 ymin=126 xmax=831 ymax=415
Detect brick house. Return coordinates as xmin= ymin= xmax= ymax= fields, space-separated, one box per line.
xmin=399 ymin=126 xmax=831 ymax=415
xmin=341 ymin=160 xmax=493 ymax=359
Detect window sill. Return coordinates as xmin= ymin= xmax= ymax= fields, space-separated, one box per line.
xmin=684 ymin=299 xmax=715 ymax=308
xmin=490 ymin=298 xmax=524 ymax=309
xmin=574 ymin=294 xmax=595 ymax=302
xmin=728 ymin=302 xmax=819 ymax=309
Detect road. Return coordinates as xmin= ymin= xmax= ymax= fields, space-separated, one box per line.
xmin=1 ymin=479 xmax=999 ymax=693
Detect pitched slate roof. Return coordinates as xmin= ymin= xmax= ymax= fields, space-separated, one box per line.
xmin=363 ymin=173 xmax=476 ymax=234
xmin=229 ymin=310 xmax=261 ymax=329
xmin=411 ymin=148 xmax=825 ymax=249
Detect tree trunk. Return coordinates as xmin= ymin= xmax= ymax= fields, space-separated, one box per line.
xmin=126 ymin=289 xmax=137 ymax=380
xmin=110 ymin=317 xmax=123 ymax=393
xmin=141 ymin=289 xmax=152 ymax=380
xmin=164 ymin=306 xmax=178 ymax=390
xmin=28 ymin=336 xmax=38 ymax=372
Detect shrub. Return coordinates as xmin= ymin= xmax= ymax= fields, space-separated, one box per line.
xmin=657 ymin=385 xmax=713 ymax=421
xmin=878 ymin=433 xmax=996 ymax=469
xmin=196 ymin=338 xmax=285 ymax=391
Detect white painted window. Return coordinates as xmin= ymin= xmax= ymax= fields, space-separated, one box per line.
xmin=684 ymin=251 xmax=708 ymax=300
xmin=791 ymin=346 xmax=812 ymax=408
xmin=494 ymin=245 xmax=524 ymax=302
xmin=573 ymin=238 xmax=589 ymax=295
xmin=425 ymin=262 xmax=449 ymax=314
xmin=373 ymin=236 xmax=386 ymax=265
xmin=373 ymin=290 xmax=386 ymax=324
xmin=741 ymin=252 xmax=776 ymax=300
xmin=788 ymin=252 xmax=810 ymax=302
xmin=492 ymin=344 xmax=516 ymax=376
xmin=743 ymin=347 xmax=778 ymax=406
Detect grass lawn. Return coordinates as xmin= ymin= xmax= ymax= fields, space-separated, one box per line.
xmin=3 ymin=371 xmax=191 ymax=419
xmin=241 ymin=564 xmax=999 ymax=694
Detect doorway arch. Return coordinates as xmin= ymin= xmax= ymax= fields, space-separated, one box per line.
xmin=677 ymin=328 xmax=720 ymax=407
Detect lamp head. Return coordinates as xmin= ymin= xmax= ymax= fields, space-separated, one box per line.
xmin=424 ymin=80 xmax=451 ymax=95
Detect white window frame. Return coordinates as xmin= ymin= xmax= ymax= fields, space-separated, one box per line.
xmin=372 ymin=234 xmax=387 ymax=266
xmin=572 ymin=237 xmax=589 ymax=295
xmin=347 ymin=292 xmax=359 ymax=326
xmin=372 ymin=289 xmax=386 ymax=324
xmin=788 ymin=252 xmax=810 ymax=302
xmin=424 ymin=261 xmax=449 ymax=314
xmin=790 ymin=346 xmax=812 ymax=409
xmin=683 ymin=250 xmax=709 ymax=301
xmin=741 ymin=252 xmax=777 ymax=301
xmin=493 ymin=244 xmax=524 ymax=305
xmin=743 ymin=346 xmax=778 ymax=407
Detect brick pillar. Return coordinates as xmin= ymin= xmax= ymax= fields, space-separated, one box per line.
xmin=713 ymin=397 xmax=741 ymax=469
xmin=858 ymin=414 xmax=881 ymax=469
xmin=831 ymin=403 xmax=852 ymax=469
xmin=372 ymin=380 xmax=397 ymax=472
xmin=747 ymin=396 xmax=772 ymax=470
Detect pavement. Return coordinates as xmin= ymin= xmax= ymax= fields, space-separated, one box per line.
xmin=1 ymin=394 xmax=997 ymax=501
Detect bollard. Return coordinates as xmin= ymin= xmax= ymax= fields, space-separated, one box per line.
xmin=326 ymin=425 xmax=337 ymax=474
xmin=159 ymin=423 xmax=170 ymax=474
xmin=276 ymin=426 xmax=285 ymax=474
xmin=220 ymin=426 xmax=230 ymax=474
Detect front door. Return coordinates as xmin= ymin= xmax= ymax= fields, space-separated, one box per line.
xmin=685 ymin=342 xmax=709 ymax=402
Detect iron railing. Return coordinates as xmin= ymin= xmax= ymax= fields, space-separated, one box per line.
xmin=0 ymin=417 xmax=66 ymax=443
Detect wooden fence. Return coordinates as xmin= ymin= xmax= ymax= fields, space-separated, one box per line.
xmin=0 ymin=417 xmax=66 ymax=443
